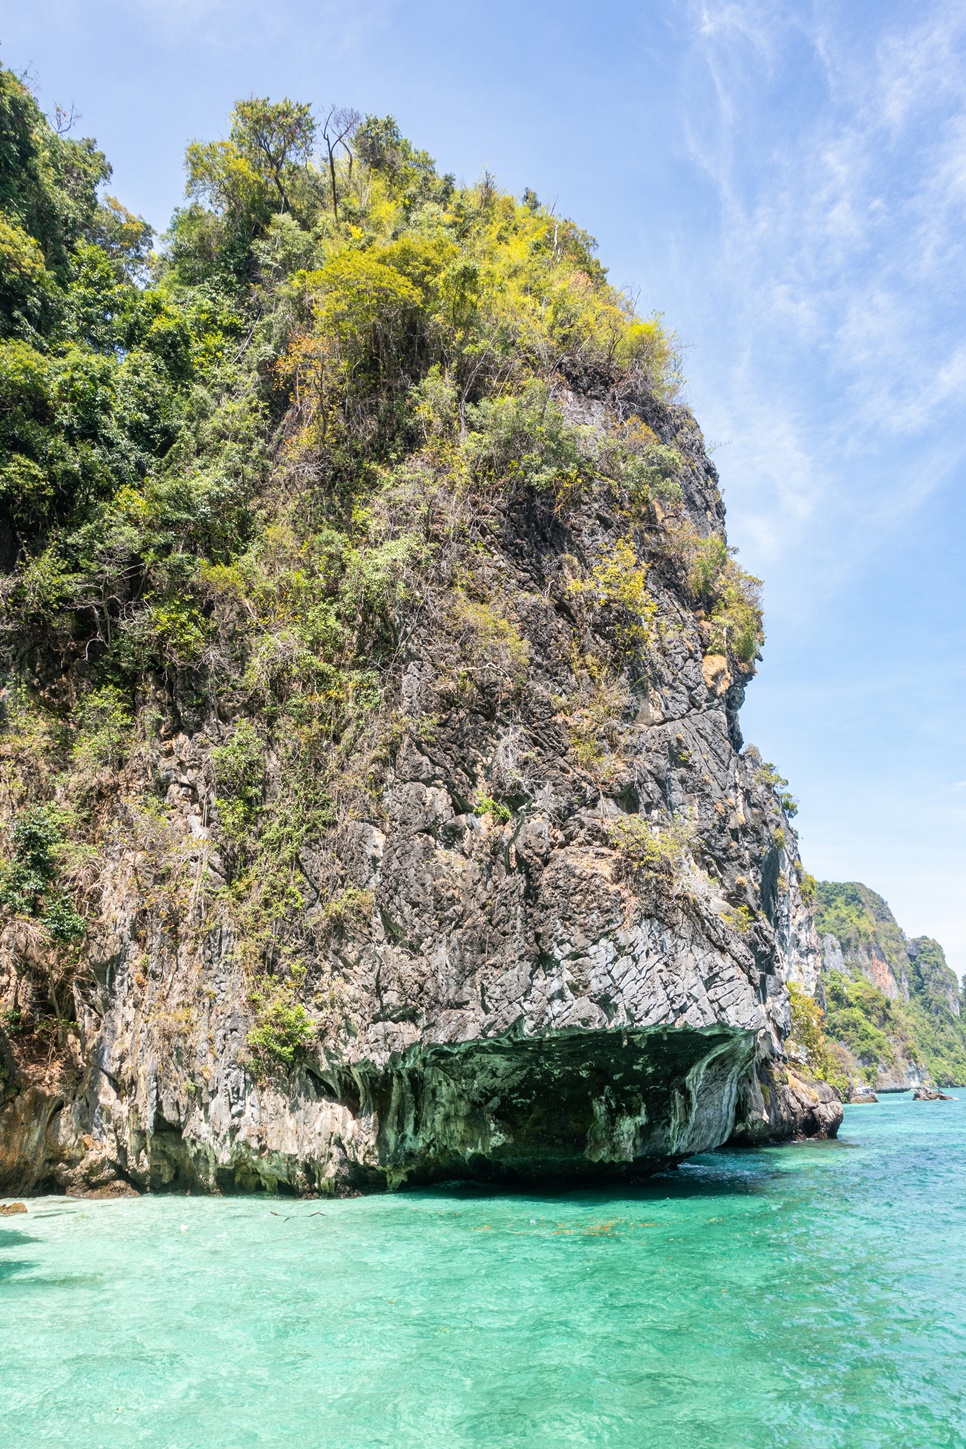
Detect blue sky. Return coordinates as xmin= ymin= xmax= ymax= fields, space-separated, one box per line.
xmin=5 ymin=0 xmax=965 ymax=968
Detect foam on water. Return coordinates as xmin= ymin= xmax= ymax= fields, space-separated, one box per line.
xmin=3 ymin=1093 xmax=965 ymax=1447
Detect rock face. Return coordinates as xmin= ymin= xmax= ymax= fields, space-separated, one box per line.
xmin=908 ymin=937 xmax=962 ymax=1020
xmin=730 ymin=1066 xmax=843 ymax=1145
xmin=816 ymin=884 xmax=910 ymax=1001
xmin=814 ymin=883 xmax=966 ymax=1091
xmin=0 ymin=378 xmax=843 ymax=1196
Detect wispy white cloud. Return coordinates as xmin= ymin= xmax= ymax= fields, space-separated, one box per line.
xmin=672 ymin=0 xmax=966 ymax=603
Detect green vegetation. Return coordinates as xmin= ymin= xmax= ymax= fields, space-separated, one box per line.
xmin=815 ymin=881 xmax=910 ymax=982
xmin=606 ymin=812 xmax=698 ymax=876
xmin=815 ymin=883 xmax=966 ymax=1087
xmin=568 ymin=536 xmax=657 ymax=648
xmin=907 ymin=935 xmax=961 ymax=1020
xmin=0 ymin=806 xmax=85 ymax=943
xmin=787 ymin=982 xmax=848 ymax=1095
xmin=754 ymin=760 xmax=799 ymax=818
xmin=246 ymin=982 xmax=315 ymax=1070
xmin=820 ymin=967 xmax=966 ymax=1089
xmin=473 ymin=792 xmax=512 ymax=823
xmin=211 ymin=722 xmax=265 ymax=843
xmin=822 ymin=970 xmax=905 ymax=1082
xmin=901 ymin=1000 xmax=966 ymax=1087
xmin=561 ymin=670 xmax=631 ymax=776
xmin=721 ymin=904 xmax=755 ymax=935
xmin=319 ymin=886 xmax=374 ymax=936
xmin=666 ymin=523 xmax=764 ymax=666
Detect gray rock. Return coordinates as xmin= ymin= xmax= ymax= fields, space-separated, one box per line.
xmin=0 ymin=385 xmax=841 ymax=1195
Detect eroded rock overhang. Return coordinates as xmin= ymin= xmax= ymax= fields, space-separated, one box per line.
xmin=354 ymin=1022 xmax=758 ymax=1187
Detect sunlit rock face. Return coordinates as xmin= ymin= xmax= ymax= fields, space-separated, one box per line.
xmin=0 ymin=383 xmax=839 ymax=1198
xmin=803 ymin=882 xmax=966 ymax=1093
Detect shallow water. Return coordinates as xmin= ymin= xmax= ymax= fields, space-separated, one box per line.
xmin=2 ymin=1093 xmax=965 ymax=1448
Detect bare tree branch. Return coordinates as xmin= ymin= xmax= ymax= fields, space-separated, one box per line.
xmin=53 ymin=103 xmax=80 ymax=136
xmin=321 ymin=106 xmax=361 ymax=220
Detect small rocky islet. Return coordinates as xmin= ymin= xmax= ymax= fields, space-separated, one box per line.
xmin=1 ymin=71 xmax=964 ymax=1200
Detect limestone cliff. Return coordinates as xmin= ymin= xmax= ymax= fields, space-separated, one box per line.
xmin=812 ymin=883 xmax=966 ymax=1091
xmin=0 ymin=74 xmax=841 ymax=1196
xmin=0 ymin=381 xmax=841 ymax=1194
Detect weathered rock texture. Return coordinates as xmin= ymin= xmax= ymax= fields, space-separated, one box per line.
xmin=819 ymin=883 xmax=910 ymax=1001
xmin=814 ymin=882 xmax=966 ymax=1091
xmin=1 ymin=386 xmax=841 ymax=1196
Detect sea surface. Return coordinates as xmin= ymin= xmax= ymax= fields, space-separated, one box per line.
xmin=2 ymin=1092 xmax=965 ymax=1448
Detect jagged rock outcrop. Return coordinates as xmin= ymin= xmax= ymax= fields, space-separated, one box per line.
xmin=0 ymin=387 xmax=840 ymax=1195
xmin=730 ymin=1063 xmax=843 ymax=1145
xmin=909 ymin=936 xmax=962 ymax=1020
xmin=0 ymin=73 xmax=843 ymax=1196
xmin=817 ymin=883 xmax=909 ymax=1000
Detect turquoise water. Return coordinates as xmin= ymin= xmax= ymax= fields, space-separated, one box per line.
xmin=3 ymin=1095 xmax=966 ymax=1447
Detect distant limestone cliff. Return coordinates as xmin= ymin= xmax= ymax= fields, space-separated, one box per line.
xmin=0 ymin=71 xmax=859 ymax=1195
xmin=790 ymin=882 xmax=966 ymax=1093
